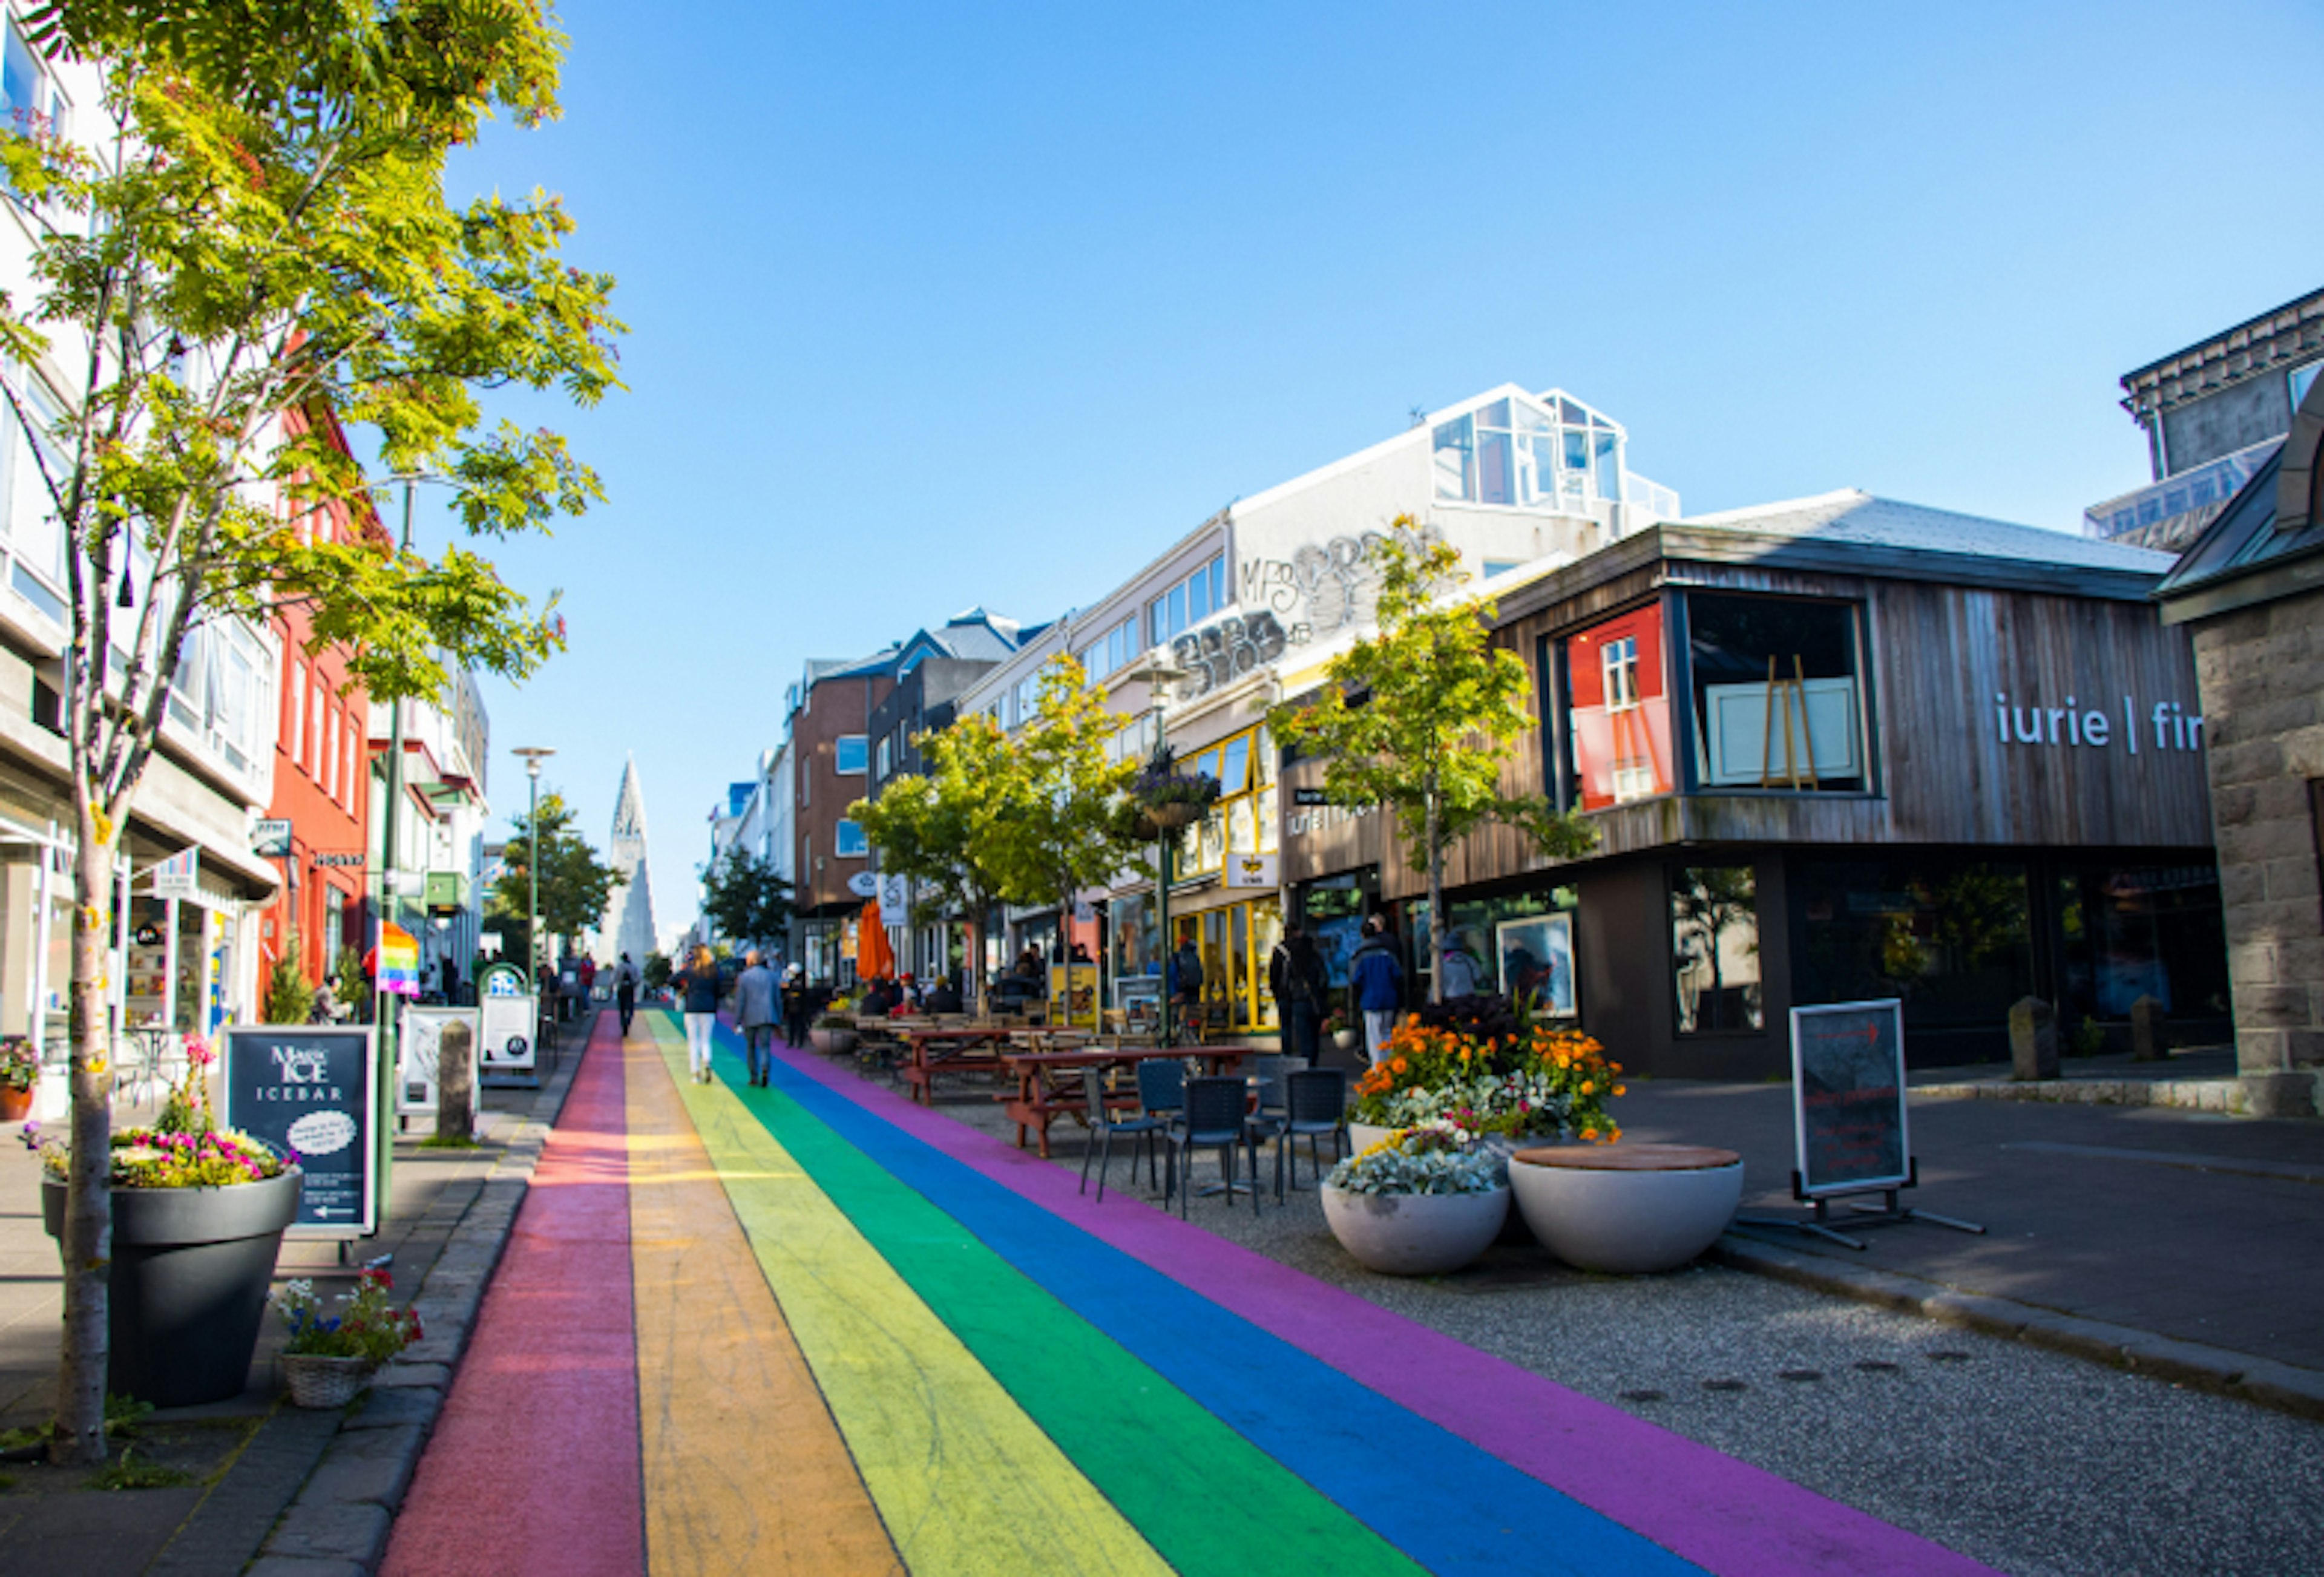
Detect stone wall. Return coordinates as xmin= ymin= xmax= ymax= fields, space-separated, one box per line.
xmin=2192 ymin=586 xmax=2324 ymax=1076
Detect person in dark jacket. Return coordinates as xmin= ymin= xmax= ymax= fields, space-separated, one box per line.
xmin=1269 ymin=924 xmax=1330 ymax=1064
xmin=675 ymin=945 xmax=722 ymax=1083
xmin=615 ymin=952 xmax=639 ymax=1037
xmin=922 ymin=972 xmax=963 ymax=1014
xmin=780 ymin=964 xmax=812 ymax=1047
xmin=1347 ymin=917 xmax=1405 ymax=1066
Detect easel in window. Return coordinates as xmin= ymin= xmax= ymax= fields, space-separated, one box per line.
xmin=1759 ymin=655 xmax=1819 ymax=790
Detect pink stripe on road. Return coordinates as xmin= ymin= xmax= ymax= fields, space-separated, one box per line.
xmin=772 ymin=1042 xmax=1997 ymax=1577
xmin=384 ymin=1020 xmax=643 ymax=1577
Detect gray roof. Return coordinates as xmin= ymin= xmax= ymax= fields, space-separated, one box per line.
xmin=1681 ymin=490 xmax=2176 ymax=575
xmin=2155 ymin=441 xmax=2324 ymax=621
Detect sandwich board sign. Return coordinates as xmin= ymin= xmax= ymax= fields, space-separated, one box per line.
xmin=1788 ymin=998 xmax=1909 ymax=1196
xmin=222 ymin=1023 xmax=377 ymax=1237
xmin=399 ymin=1005 xmax=479 ymax=1119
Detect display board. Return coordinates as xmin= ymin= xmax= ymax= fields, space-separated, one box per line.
xmin=222 ymin=1024 xmax=376 ymax=1236
xmin=1788 ymin=998 xmax=1909 ymax=1197
xmin=399 ymin=1006 xmax=479 ymax=1117
xmin=479 ymin=992 xmax=537 ymax=1075
xmin=1048 ymin=962 xmax=1097 ymax=1024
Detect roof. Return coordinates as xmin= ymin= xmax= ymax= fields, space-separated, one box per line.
xmin=1680 ymin=490 xmax=2176 ymax=574
xmin=2155 ymin=394 xmax=2324 ymax=622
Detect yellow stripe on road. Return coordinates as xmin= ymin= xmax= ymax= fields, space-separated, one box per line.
xmin=625 ymin=1029 xmax=901 ymax=1576
xmin=646 ymin=1015 xmax=1171 ymax=1577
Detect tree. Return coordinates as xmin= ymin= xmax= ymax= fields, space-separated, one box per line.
xmin=488 ymin=792 xmax=617 ymax=969
xmin=1267 ymin=526 xmax=1595 ymax=1005
xmin=849 ymin=713 xmax=1028 ymax=1004
xmin=4 ymin=1 xmax=620 ymax=1463
xmin=643 ymin=950 xmax=672 ymax=992
xmin=261 ymin=937 xmax=313 ymax=1024
xmin=699 ymin=847 xmax=792 ymax=956
xmin=988 ymin=657 xmax=1140 ymax=979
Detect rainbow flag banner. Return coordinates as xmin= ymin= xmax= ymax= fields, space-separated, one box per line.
xmin=376 ymin=922 xmax=421 ymax=998
xmin=382 ymin=1009 xmax=2000 ymax=1577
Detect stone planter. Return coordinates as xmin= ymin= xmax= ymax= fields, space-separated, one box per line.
xmin=1347 ymin=1120 xmax=1393 ymax=1155
xmin=1330 ymin=1030 xmax=1360 ymax=1054
xmin=0 ymin=1083 xmax=32 ymax=1123
xmin=1321 ymin=1184 xmax=1509 ymax=1276
xmin=43 ymin=1166 xmax=303 ymax=1407
xmin=1509 ymin=1143 xmax=1742 ymax=1274
xmin=809 ymin=1028 xmax=856 ymax=1057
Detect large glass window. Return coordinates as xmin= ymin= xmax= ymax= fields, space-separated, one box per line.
xmin=1792 ymin=858 xmax=2035 ymax=1040
xmin=1149 ymin=553 xmax=1227 ymax=647
xmin=1171 ymin=894 xmax=1281 ymax=1032
xmin=1671 ymin=866 xmax=1762 ymax=1034
xmin=835 ymin=735 xmax=867 ymax=774
xmin=1434 ymin=391 xmax=1627 ymax=511
xmin=2056 ymin=863 xmax=2227 ymax=1023
xmin=1684 ymin=593 xmax=1868 ymax=792
xmin=835 ymin=819 xmax=867 ymax=858
xmin=1560 ymin=603 xmax=1673 ymax=809
xmin=1173 ymin=723 xmax=1276 ymax=880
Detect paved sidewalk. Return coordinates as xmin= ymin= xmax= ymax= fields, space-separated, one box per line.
xmin=1608 ymin=1072 xmax=2324 ymax=1376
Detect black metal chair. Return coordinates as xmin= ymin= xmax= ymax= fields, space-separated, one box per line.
xmin=1164 ymin=1075 xmax=1261 ymax=1219
xmin=1078 ymin=1066 xmax=1166 ymax=1202
xmin=1136 ymin=1058 xmax=1186 ymax=1124
xmin=1278 ymin=1068 xmax=1350 ymax=1193
xmin=1243 ymin=1054 xmax=1293 ymax=1198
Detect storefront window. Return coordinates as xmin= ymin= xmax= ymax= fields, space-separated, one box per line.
xmin=1402 ymin=888 xmax=1580 ymax=1017
xmin=1685 ymin=593 xmax=1867 ymax=792
xmin=1671 ymin=866 xmax=1763 ymax=1034
xmin=2056 ymin=864 xmax=2227 ymax=1021
xmin=1172 ymin=894 xmax=1282 ymax=1032
xmin=1561 ymin=604 xmax=1673 ymax=809
xmin=1298 ymin=873 xmax=1371 ymax=988
xmin=1793 ymin=859 xmax=2034 ymax=1035
xmin=1175 ymin=723 xmax=1275 ymax=880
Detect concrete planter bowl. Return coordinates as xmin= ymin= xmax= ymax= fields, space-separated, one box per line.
xmin=42 ymin=1166 xmax=303 ymax=1407
xmin=1509 ymin=1143 xmax=1742 ymax=1274
xmin=1321 ymin=1184 xmax=1510 ymax=1276
xmin=809 ymin=1028 xmax=856 ymax=1057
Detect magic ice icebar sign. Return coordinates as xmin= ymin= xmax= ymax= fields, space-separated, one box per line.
xmin=223 ymin=1024 xmax=377 ymax=1236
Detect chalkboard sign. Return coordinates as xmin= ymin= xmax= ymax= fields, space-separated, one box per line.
xmin=1788 ymin=999 xmax=1909 ymax=1197
xmin=222 ymin=1024 xmax=378 ymax=1236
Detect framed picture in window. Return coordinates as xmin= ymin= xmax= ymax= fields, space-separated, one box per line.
xmin=1497 ymin=914 xmax=1575 ymax=1019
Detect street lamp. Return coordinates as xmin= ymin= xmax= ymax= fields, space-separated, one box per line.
xmin=512 ymin=747 xmax=556 ymax=997
xmin=1124 ymin=652 xmax=1189 ymax=1043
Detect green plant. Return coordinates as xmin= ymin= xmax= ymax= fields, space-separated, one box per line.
xmin=1325 ymin=1121 xmax=1502 ymax=1195
xmin=21 ymin=1043 xmax=289 ymax=1188
xmin=329 ymin=948 xmax=367 ymax=1011
xmin=1351 ymin=1006 xmax=1624 ymax=1143
xmin=2069 ymin=1017 xmax=2107 ymax=1058
xmin=87 ymin=1449 xmax=191 ymax=1491
xmin=263 ymin=941 xmax=315 ymax=1025
xmin=271 ymin=1268 xmax=422 ymax=1365
xmin=417 ymin=1133 xmax=481 ymax=1150
xmin=0 ymin=1037 xmax=36 ymax=1093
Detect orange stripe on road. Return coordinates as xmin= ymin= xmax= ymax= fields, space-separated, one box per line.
xmin=625 ymin=1032 xmax=900 ymax=1577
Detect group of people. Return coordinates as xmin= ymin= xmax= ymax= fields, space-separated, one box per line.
xmin=1262 ymin=913 xmax=1469 ymax=1067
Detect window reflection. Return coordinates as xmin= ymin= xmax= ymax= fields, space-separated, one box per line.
xmin=1671 ymin=865 xmax=1762 ymax=1034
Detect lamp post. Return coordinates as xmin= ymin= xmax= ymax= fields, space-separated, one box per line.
xmin=370 ymin=477 xmax=425 ymax=1225
xmin=1126 ymin=654 xmax=1188 ymax=1043
xmin=512 ymin=747 xmax=556 ymax=997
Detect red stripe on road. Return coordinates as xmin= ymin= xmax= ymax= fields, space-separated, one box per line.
xmin=382 ymin=1017 xmax=643 ymax=1577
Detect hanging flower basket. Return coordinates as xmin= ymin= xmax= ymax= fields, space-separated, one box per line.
xmin=282 ymin=1352 xmax=376 ymax=1409
xmin=1126 ymin=747 xmax=1220 ymax=840
xmin=1138 ymin=801 xmax=1204 ymax=834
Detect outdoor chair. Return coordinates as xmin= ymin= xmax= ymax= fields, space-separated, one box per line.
xmin=1243 ymin=1054 xmax=1292 ymax=1198
xmin=1135 ymin=1057 xmax=1186 ymax=1125
xmin=1278 ymin=1068 xmax=1350 ymax=1193
xmin=1077 ymin=1066 xmax=1166 ymax=1203
xmin=1164 ymin=1075 xmax=1261 ymax=1219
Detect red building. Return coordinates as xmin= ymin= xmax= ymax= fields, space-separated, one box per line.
xmin=254 ymin=404 xmax=387 ymax=991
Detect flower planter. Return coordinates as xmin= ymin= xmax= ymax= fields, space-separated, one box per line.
xmin=1137 ymin=800 xmax=1204 ymax=834
xmin=1330 ymin=1030 xmax=1360 ymax=1054
xmin=282 ymin=1352 xmax=375 ymax=1409
xmin=0 ymin=1084 xmax=32 ymax=1123
xmin=1509 ymin=1143 xmax=1741 ymax=1274
xmin=809 ymin=1028 xmax=856 ymax=1056
xmin=42 ymin=1166 xmax=302 ymax=1408
xmin=1321 ymin=1184 xmax=1509 ymax=1276
xmin=1347 ymin=1120 xmax=1392 ymax=1155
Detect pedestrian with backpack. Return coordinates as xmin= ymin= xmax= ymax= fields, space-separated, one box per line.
xmin=1347 ymin=916 xmax=1405 ymax=1066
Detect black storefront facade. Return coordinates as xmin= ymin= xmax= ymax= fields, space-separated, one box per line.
xmin=1281 ymin=497 xmax=2230 ymax=1079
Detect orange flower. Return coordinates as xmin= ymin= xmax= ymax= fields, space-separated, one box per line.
xmin=1580 ymin=1080 xmax=1594 ymax=1095
xmin=1612 ymin=1084 xmax=1626 ymax=1097
xmin=1391 ymin=1057 xmax=1408 ymax=1074
xmin=1580 ymin=1127 xmax=1598 ymax=1141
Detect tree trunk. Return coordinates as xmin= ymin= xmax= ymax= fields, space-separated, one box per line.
xmin=53 ymin=827 xmax=115 ymax=1465
xmin=1425 ymin=784 xmax=1445 ymax=1006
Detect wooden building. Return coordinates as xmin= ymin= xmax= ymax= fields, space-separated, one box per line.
xmin=1282 ymin=491 xmax=2228 ymax=1077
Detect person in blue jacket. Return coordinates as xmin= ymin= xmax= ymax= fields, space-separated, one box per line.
xmin=1346 ymin=915 xmax=1405 ymax=1066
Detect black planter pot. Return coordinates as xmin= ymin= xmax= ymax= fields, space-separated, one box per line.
xmin=43 ymin=1166 xmax=303 ymax=1408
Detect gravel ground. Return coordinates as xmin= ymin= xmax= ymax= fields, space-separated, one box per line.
xmin=895 ymin=1075 xmax=2324 ymax=1577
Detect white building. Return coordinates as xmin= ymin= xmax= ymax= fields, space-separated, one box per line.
xmin=368 ymin=663 xmax=490 ymax=997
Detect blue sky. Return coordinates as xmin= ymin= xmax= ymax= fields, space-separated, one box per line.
xmin=430 ymin=0 xmax=2324 ymax=941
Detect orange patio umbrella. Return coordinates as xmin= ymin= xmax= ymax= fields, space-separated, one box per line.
xmin=857 ymin=900 xmax=896 ymax=980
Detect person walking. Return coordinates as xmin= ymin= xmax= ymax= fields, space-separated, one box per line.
xmin=1270 ymin=923 xmax=1329 ymax=1065
xmin=734 ymin=949 xmax=779 ymax=1086
xmin=675 ymin=944 xmax=721 ymax=1083
xmin=1167 ymin=937 xmax=1205 ymax=1029
xmin=1439 ymin=931 xmax=1486 ymax=999
xmin=615 ymin=952 xmax=639 ymax=1037
xmin=1348 ymin=916 xmax=1405 ymax=1066
xmin=780 ymin=964 xmax=812 ymax=1048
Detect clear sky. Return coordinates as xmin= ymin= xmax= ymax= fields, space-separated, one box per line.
xmin=427 ymin=0 xmax=2324 ymax=943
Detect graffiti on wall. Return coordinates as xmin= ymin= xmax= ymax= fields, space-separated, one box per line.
xmin=1170 ymin=611 xmax=1288 ymax=698
xmin=1236 ymin=520 xmax=1443 ymax=654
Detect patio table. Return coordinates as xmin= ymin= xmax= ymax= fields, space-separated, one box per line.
xmin=999 ymin=1044 xmax=1255 ymax=1158
xmin=897 ymin=1025 xmax=1018 ymax=1106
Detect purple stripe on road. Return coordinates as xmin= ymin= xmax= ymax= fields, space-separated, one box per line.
xmin=771 ymin=1043 xmax=1996 ymax=1577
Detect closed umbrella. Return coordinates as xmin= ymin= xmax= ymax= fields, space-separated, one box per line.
xmin=858 ymin=900 xmax=895 ymax=982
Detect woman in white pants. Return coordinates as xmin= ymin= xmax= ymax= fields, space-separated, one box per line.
xmin=677 ymin=943 xmax=721 ymax=1082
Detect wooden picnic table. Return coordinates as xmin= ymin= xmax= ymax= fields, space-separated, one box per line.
xmin=896 ymin=1024 xmax=1020 ymax=1106
xmin=998 ymin=1044 xmax=1256 ymax=1158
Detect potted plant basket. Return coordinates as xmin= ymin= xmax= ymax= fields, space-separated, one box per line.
xmin=0 ymin=1037 xmax=36 ymax=1122
xmin=809 ymin=1014 xmax=857 ymax=1057
xmin=1321 ymin=1122 xmax=1509 ymax=1276
xmin=1124 ymin=746 xmax=1221 ymax=839
xmin=1322 ymin=1011 xmax=1359 ymax=1055
xmin=30 ymin=1037 xmax=303 ymax=1408
xmin=272 ymin=1265 xmax=424 ymax=1408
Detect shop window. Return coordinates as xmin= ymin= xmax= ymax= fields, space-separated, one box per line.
xmin=1173 ymin=723 xmax=1276 ymax=880
xmin=1792 ymin=858 xmax=2034 ymax=1035
xmin=1684 ymin=593 xmax=1867 ymax=792
xmin=1671 ymin=865 xmax=1762 ymax=1034
xmin=1560 ymin=604 xmax=1673 ymax=809
xmin=1148 ymin=553 xmax=1227 ymax=648
xmin=1172 ymin=895 xmax=1281 ymax=1031
xmin=835 ymin=819 xmax=867 ymax=859
xmin=1298 ymin=873 xmax=1372 ymax=988
xmin=2056 ymin=864 xmax=2227 ymax=1022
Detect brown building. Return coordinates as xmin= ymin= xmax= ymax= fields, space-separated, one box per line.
xmin=786 ymin=651 xmax=896 ymax=981
xmin=1284 ymin=491 xmax=2227 ymax=1078
xmin=2156 ymin=376 xmax=2324 ymax=1116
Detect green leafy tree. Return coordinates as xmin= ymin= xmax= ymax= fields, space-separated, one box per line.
xmin=850 ymin=714 xmax=1028 ymax=1004
xmin=988 ymin=657 xmax=1140 ymax=985
xmin=5 ymin=1 xmax=620 ymax=1463
xmin=261 ymin=936 xmax=313 ymax=1024
xmin=699 ymin=847 xmax=792 ymax=954
xmin=643 ymin=950 xmax=673 ymax=992
xmin=488 ymin=792 xmax=617 ymax=972
xmin=1267 ymin=526 xmax=1595 ymax=1004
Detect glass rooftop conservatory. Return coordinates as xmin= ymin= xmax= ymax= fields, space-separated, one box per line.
xmin=1431 ymin=389 xmax=1678 ymax=528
